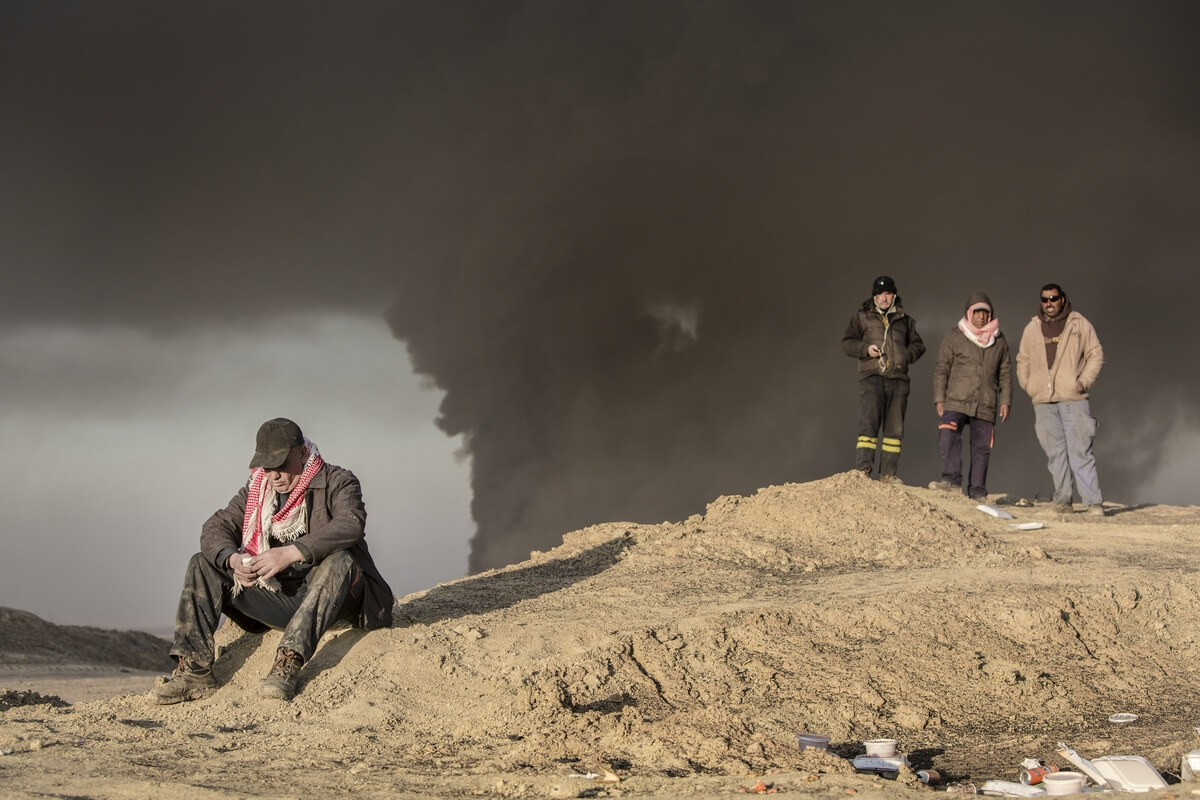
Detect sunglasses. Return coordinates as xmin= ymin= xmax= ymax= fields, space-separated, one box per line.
xmin=1040 ymin=294 xmax=1062 ymax=303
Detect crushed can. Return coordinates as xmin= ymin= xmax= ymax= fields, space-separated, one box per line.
xmin=945 ymin=783 xmax=977 ymax=794
xmin=918 ymin=770 xmax=942 ymax=785
xmin=1020 ymin=764 xmax=1059 ymax=785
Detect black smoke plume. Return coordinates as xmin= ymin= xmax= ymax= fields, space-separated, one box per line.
xmin=384 ymin=3 xmax=1200 ymax=570
xmin=2 ymin=3 xmax=1197 ymax=573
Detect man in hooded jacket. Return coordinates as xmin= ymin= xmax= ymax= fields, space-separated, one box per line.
xmin=842 ymin=276 xmax=926 ymax=482
xmin=930 ymin=292 xmax=1012 ymax=500
xmin=1016 ymin=284 xmax=1105 ymax=515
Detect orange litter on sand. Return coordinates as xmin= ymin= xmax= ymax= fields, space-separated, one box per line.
xmin=737 ymin=779 xmax=778 ymax=794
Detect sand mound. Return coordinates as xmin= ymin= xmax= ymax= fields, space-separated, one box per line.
xmin=0 ymin=606 xmax=171 ymax=671
xmin=4 ymin=472 xmax=1200 ymax=798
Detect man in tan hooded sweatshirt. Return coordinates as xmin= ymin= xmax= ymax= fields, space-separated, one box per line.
xmin=1015 ymin=284 xmax=1105 ymax=515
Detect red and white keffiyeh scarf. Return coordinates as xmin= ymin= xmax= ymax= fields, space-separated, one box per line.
xmin=235 ymin=439 xmax=324 ymax=593
xmin=958 ymin=304 xmax=1000 ymax=348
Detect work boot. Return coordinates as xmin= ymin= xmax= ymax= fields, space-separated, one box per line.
xmin=879 ymin=474 xmax=903 ymax=485
xmin=1084 ymin=504 xmax=1106 ymax=517
xmin=260 ymin=648 xmax=304 ymax=700
xmin=928 ymin=480 xmax=957 ymax=491
xmin=1051 ymin=502 xmax=1074 ymax=514
xmin=155 ymin=658 xmax=218 ymax=705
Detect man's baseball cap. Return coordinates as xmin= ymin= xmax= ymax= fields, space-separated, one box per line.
xmin=872 ymin=276 xmax=898 ymax=296
xmin=249 ymin=418 xmax=304 ymax=470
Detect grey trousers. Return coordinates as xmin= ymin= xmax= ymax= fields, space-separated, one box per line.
xmin=1033 ymin=399 xmax=1103 ymax=506
xmin=170 ymin=549 xmax=363 ymax=666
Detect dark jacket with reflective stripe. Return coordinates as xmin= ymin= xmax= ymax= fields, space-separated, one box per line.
xmin=842 ymin=299 xmax=926 ymax=380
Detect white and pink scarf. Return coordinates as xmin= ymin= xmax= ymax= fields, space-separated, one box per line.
xmin=958 ymin=304 xmax=1000 ymax=348
xmin=235 ymin=439 xmax=324 ymax=593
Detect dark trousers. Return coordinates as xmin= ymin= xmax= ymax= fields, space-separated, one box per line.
xmin=855 ymin=375 xmax=910 ymax=477
xmin=170 ymin=550 xmax=363 ymax=666
xmin=938 ymin=410 xmax=994 ymax=499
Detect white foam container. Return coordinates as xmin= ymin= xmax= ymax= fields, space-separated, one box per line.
xmin=1181 ymin=749 xmax=1200 ymax=782
xmin=1090 ymin=756 xmax=1166 ymax=792
xmin=851 ymin=754 xmax=909 ymax=773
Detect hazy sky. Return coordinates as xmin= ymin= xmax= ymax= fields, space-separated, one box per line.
xmin=2 ymin=2 xmax=1198 ymax=630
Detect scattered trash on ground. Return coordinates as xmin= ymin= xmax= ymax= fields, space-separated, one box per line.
xmin=799 ymin=734 xmax=1175 ymax=795
xmin=1010 ymin=522 xmax=1045 ymax=530
xmin=957 ymin=743 xmax=1170 ymax=796
xmin=1107 ymin=713 xmax=1138 ymax=724
xmin=851 ymin=738 xmax=908 ymax=777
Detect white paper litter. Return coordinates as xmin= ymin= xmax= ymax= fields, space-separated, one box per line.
xmin=1010 ymin=522 xmax=1045 ymax=530
xmin=1055 ymin=742 xmax=1110 ymax=788
xmin=977 ymin=504 xmax=1016 ymax=519
xmin=980 ymin=780 xmax=1046 ymax=796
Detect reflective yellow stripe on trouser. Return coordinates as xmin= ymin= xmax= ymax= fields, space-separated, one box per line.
xmin=881 ymin=437 xmax=902 ymax=454
xmin=856 ymin=436 xmax=877 ymax=450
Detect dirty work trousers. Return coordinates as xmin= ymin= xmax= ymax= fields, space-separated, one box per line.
xmin=855 ymin=375 xmax=910 ymax=478
xmin=1033 ymin=399 xmax=1103 ymax=507
xmin=937 ymin=410 xmax=994 ymax=499
xmin=170 ymin=550 xmax=364 ymax=667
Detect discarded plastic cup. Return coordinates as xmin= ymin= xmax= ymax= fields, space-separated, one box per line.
xmin=864 ymin=739 xmax=898 ymax=757
xmin=797 ymin=733 xmax=830 ymax=750
xmin=1042 ymin=771 xmax=1085 ymax=795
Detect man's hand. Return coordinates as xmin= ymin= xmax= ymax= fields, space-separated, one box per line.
xmin=235 ymin=545 xmax=303 ymax=584
xmin=229 ymin=552 xmax=258 ymax=587
xmin=936 ymin=402 xmax=945 ymax=417
xmin=867 ymin=344 xmax=882 ymax=358
xmin=999 ymin=404 xmax=1010 ymax=423
xmin=1075 ymin=380 xmax=1086 ymax=394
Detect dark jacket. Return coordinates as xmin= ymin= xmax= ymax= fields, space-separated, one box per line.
xmin=842 ymin=298 xmax=925 ymax=380
xmin=933 ymin=327 xmax=1013 ymax=423
xmin=201 ymin=462 xmax=395 ymax=629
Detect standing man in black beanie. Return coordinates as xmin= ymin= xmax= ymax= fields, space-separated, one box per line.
xmin=842 ymin=276 xmax=926 ymax=483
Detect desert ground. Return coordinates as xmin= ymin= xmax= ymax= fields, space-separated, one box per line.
xmin=3 ymin=471 xmax=1200 ymax=799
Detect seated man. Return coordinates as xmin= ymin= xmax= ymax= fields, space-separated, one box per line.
xmin=156 ymin=418 xmax=394 ymax=703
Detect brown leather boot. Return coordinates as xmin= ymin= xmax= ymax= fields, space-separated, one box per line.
xmin=155 ymin=658 xmax=218 ymax=705
xmin=260 ymin=648 xmax=304 ymax=700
